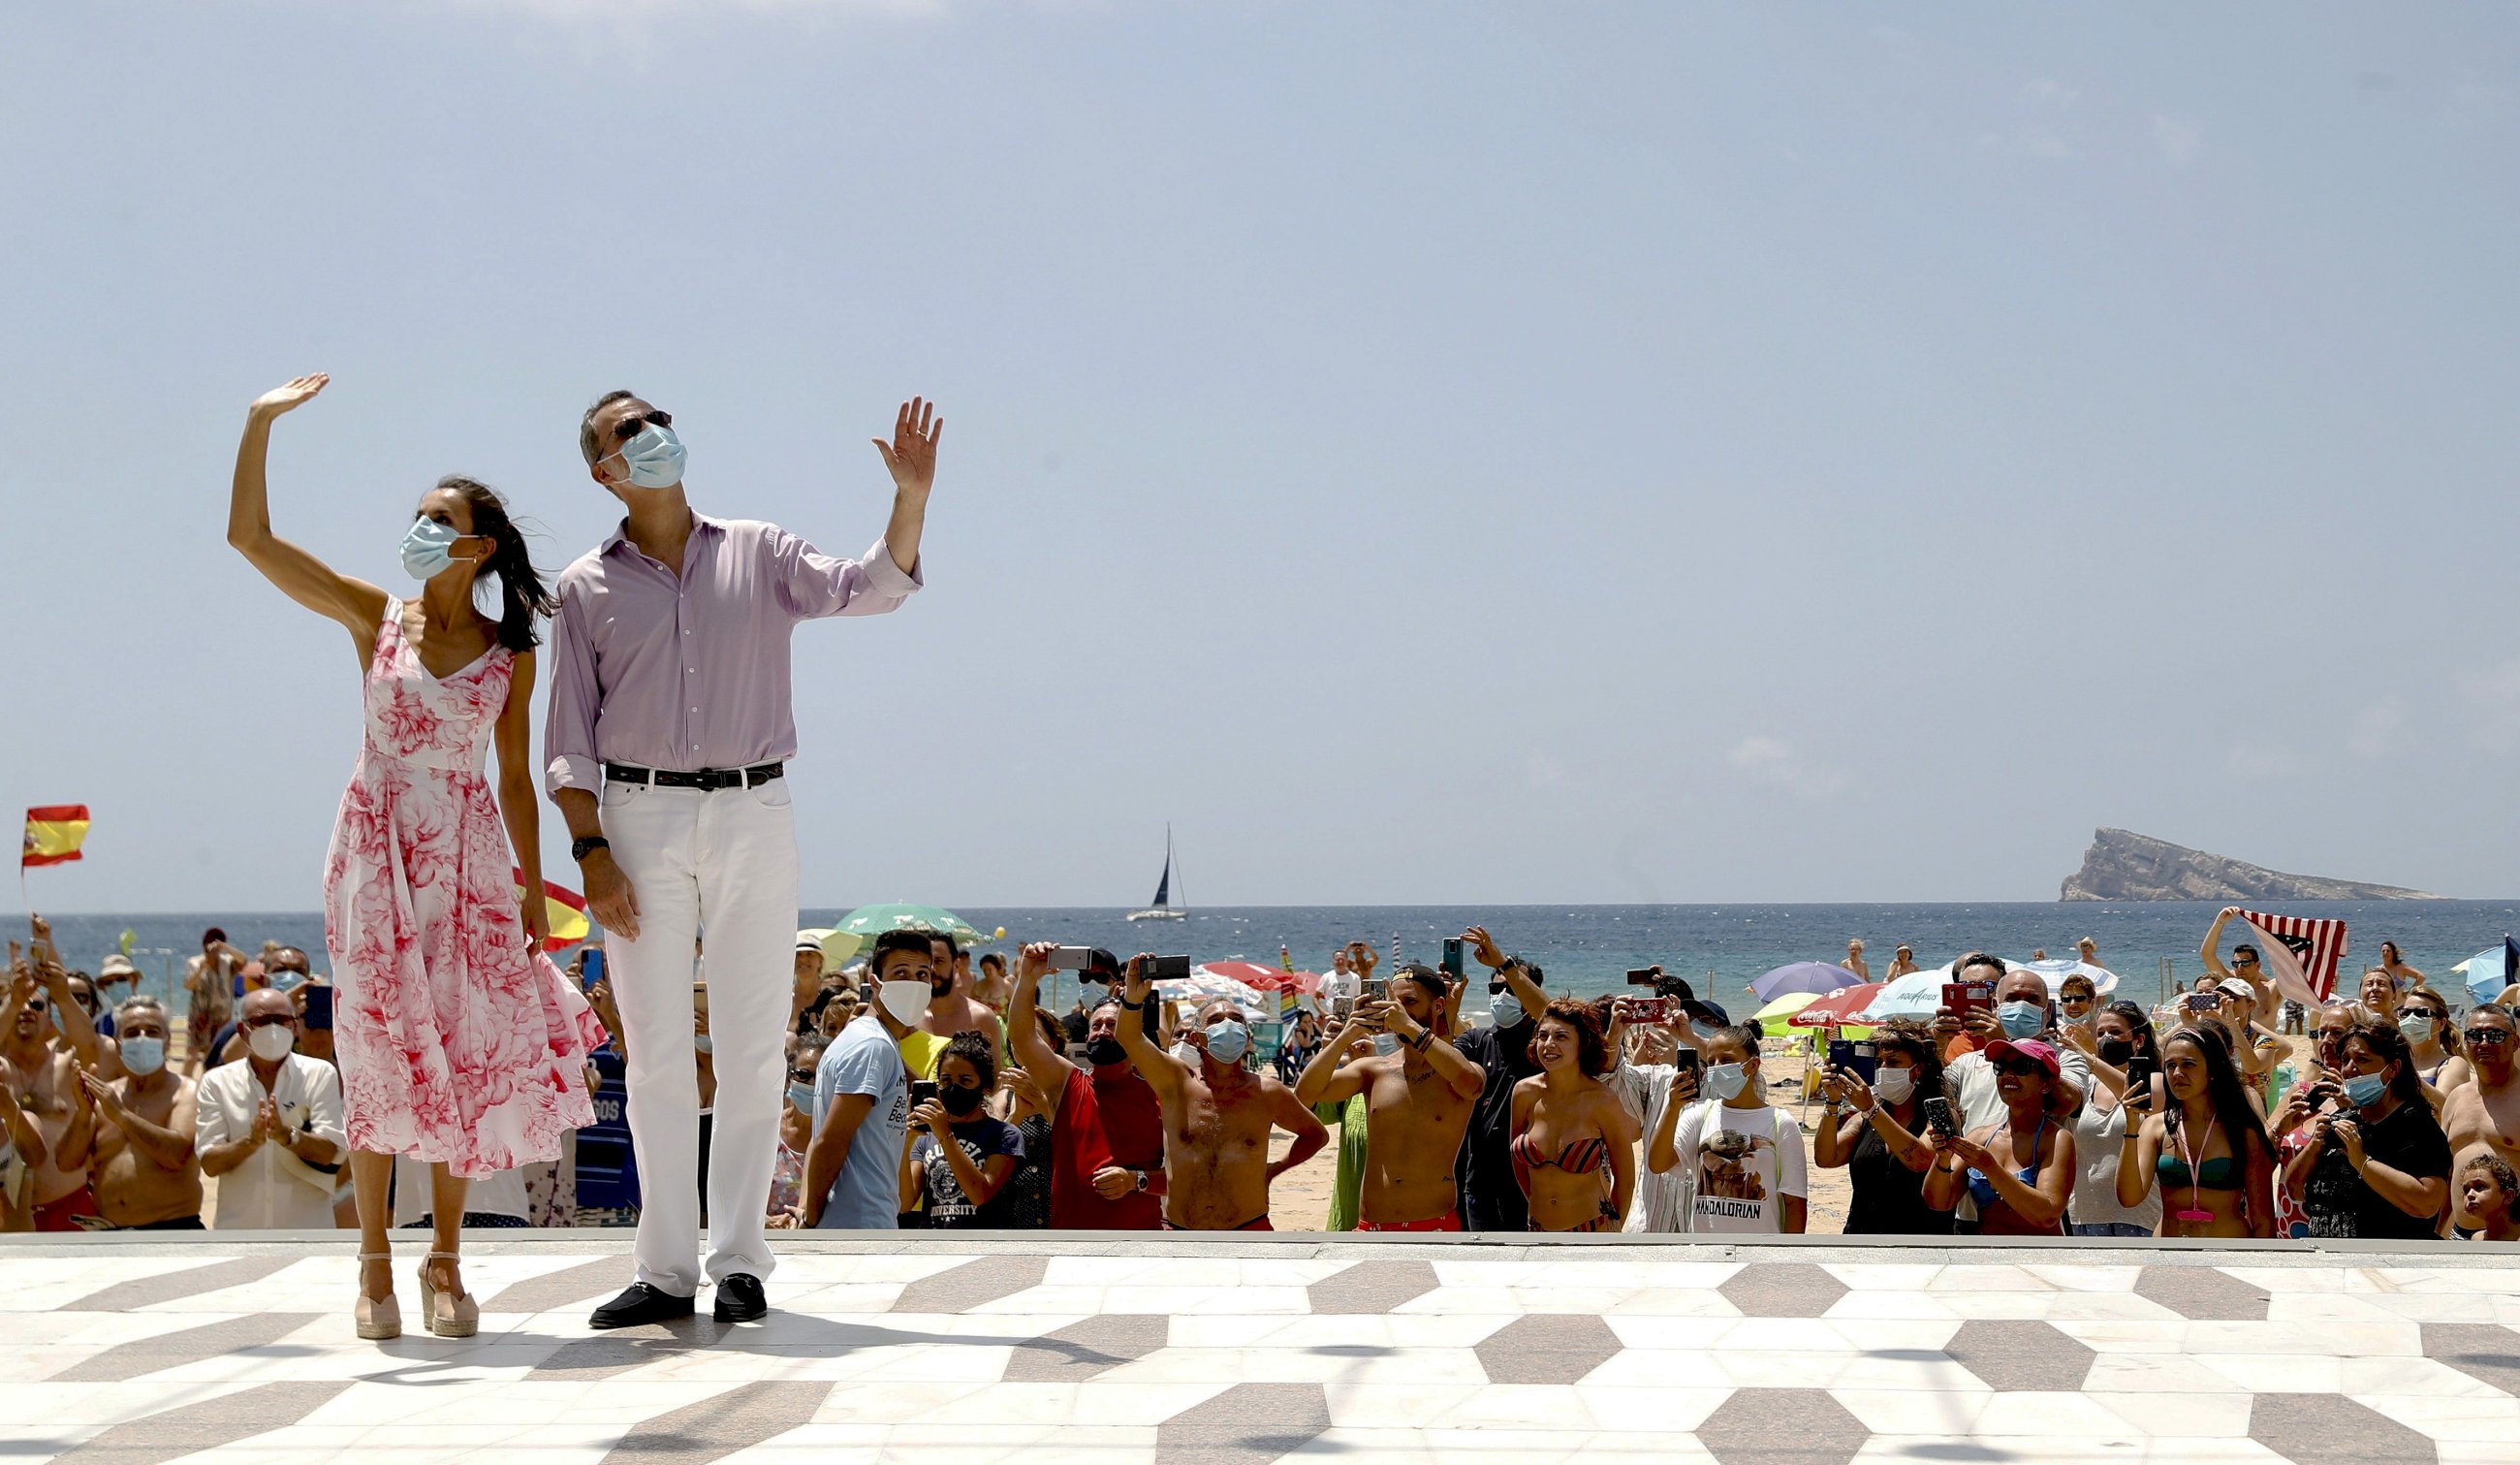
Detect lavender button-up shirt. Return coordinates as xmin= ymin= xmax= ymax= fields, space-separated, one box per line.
xmin=544 ymin=513 xmax=922 ymax=796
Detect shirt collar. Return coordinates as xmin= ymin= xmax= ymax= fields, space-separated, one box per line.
xmin=601 ymin=511 xmax=725 ymax=561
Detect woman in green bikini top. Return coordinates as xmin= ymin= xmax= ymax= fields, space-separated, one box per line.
xmin=2117 ymin=1025 xmax=2276 ymax=1238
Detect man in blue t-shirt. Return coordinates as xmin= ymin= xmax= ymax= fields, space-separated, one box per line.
xmin=803 ymin=931 xmax=937 ymax=1228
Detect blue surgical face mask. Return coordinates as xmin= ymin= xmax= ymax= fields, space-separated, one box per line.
xmin=1491 ymin=994 xmax=1526 ymax=1030
xmin=1705 ymin=1061 xmax=1749 ymax=1101
xmin=1998 ymin=1001 xmax=2045 ymax=1039
xmin=120 ymin=1036 xmax=166 ymax=1076
xmin=268 ymin=970 xmax=307 ymax=993
xmin=400 ymin=517 xmax=463 ymax=581
xmin=617 ymin=423 xmax=687 ymax=489
xmin=1373 ymin=1033 xmax=1401 ymax=1058
xmin=786 ymin=1081 xmax=815 ymax=1112
xmin=2343 ymin=1073 xmax=2387 ymax=1107
xmin=1203 ymin=1020 xmax=1250 ymax=1065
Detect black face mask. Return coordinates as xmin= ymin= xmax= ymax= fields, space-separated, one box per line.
xmin=2097 ymin=1037 xmax=2133 ymax=1067
xmin=1086 ymin=1036 xmax=1128 ymax=1067
xmin=940 ymin=1083 xmax=986 ymax=1118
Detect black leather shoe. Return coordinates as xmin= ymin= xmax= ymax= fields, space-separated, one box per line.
xmin=588 ymin=1283 xmax=695 ymax=1330
xmin=712 ymin=1273 xmax=768 ymax=1322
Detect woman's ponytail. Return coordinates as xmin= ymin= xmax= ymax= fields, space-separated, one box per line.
xmin=438 ymin=476 xmax=556 ymax=652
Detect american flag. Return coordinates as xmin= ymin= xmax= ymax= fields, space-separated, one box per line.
xmin=2238 ymin=908 xmax=2350 ymax=1008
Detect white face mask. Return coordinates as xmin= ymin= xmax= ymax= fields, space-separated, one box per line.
xmin=1871 ymin=1067 xmax=1915 ymax=1104
xmin=877 ymin=979 xmax=929 ymax=1027
xmin=248 ymin=1024 xmax=296 ymax=1062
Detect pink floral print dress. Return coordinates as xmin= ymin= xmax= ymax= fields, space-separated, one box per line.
xmin=324 ymin=600 xmax=602 ymax=1179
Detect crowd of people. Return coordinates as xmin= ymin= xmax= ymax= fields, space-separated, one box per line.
xmin=10 ymin=911 xmax=2518 ymax=1247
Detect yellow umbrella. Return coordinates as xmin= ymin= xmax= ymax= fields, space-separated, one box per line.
xmin=797 ymin=927 xmax=866 ymax=967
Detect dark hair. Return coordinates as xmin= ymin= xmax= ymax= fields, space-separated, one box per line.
xmin=1538 ymin=998 xmax=1612 ymax=1077
xmin=2233 ymin=943 xmax=2260 ymax=962
xmin=926 ymin=930 xmax=961 ymax=959
xmin=204 ymin=927 xmax=226 ymax=946
xmin=1955 ymin=951 xmax=2004 ymax=980
xmin=2342 ymin=1021 xmax=2427 ymax=1108
xmin=1869 ymin=1018 xmax=1949 ymax=1108
xmin=438 ymin=476 xmax=555 ymax=652
xmin=979 ymin=952 xmax=1006 ymax=973
xmin=2161 ymin=1025 xmax=2273 ymax=1167
xmin=867 ymin=930 xmax=934 ymax=979
xmin=2462 ymin=1150 xmax=2519 ymax=1198
xmin=580 ymin=389 xmax=638 ymax=465
xmin=939 ymin=1031 xmax=997 ymax=1089
xmin=2099 ymin=1001 xmax=2160 ymax=1064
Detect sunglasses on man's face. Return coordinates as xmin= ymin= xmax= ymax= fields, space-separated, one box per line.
xmin=2465 ymin=1029 xmax=2513 ymax=1047
xmin=613 ymin=408 xmax=673 ymax=443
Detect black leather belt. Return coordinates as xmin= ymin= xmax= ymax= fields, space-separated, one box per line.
xmin=604 ymin=761 xmax=784 ymax=790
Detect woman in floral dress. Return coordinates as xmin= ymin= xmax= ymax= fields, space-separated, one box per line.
xmin=229 ymin=374 xmax=600 ymax=1340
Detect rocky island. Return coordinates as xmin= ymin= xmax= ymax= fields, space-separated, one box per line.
xmin=2061 ymin=827 xmax=2445 ymax=903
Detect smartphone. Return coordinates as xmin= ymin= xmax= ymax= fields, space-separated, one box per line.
xmin=2124 ymin=1055 xmax=2158 ymax=1112
xmin=1361 ymin=977 xmax=1389 ymax=1004
xmin=581 ymin=947 xmax=606 ymax=992
xmin=1626 ymin=967 xmax=1659 ymax=986
xmin=2184 ymin=992 xmax=2220 ymax=1014
xmin=1670 ymin=1048 xmax=1700 ymax=1078
xmin=909 ymin=1079 xmax=938 ymax=1109
xmin=1143 ymin=955 xmax=1192 ymax=981
xmin=1624 ymin=997 xmax=1668 ymax=1026
xmin=1441 ymin=939 xmax=1466 ymax=978
xmin=1826 ymin=1038 xmax=1877 ymax=1085
xmin=1920 ymin=1095 xmax=1958 ymax=1140
xmin=301 ymin=985 xmax=334 ymax=1032
xmin=1941 ymin=981 xmax=1993 ymax=1019
xmin=1048 ymin=946 xmax=1120 ymax=975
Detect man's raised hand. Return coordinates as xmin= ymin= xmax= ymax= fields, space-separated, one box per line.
xmin=872 ymin=397 xmax=941 ymax=498
xmin=250 ymin=373 xmax=330 ymax=420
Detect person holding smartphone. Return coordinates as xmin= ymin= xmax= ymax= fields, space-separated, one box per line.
xmin=2284 ymin=1021 xmax=2452 ymax=1240
xmin=1292 ymin=963 xmax=1485 ymax=1231
xmin=1813 ymin=1019 xmax=1948 ymax=1235
xmin=2116 ymin=1025 xmax=2274 ymax=1238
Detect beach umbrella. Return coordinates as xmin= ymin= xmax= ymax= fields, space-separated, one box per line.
xmin=1751 ymin=962 xmax=1865 ymax=1004
xmin=1862 ymin=971 xmax=1951 ymax=1023
xmin=1789 ymin=983 xmax=1884 ymax=1029
xmin=1196 ymin=961 xmax=1322 ymax=996
xmin=833 ymin=903 xmax=995 ymax=946
xmin=2453 ymin=942 xmax=2519 ymax=1003
xmin=796 ymin=927 xmax=865 ymax=968
xmin=2023 ymin=958 xmax=2119 ymax=996
xmin=1751 ymin=991 xmax=1823 ymax=1036
xmin=1156 ymin=970 xmax=1265 ymax=1012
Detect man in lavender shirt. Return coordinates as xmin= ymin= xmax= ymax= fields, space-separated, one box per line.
xmin=548 ymin=391 xmax=940 ymax=1327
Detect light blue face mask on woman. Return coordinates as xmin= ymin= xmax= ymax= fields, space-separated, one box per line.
xmin=786 ymin=1081 xmax=816 ymax=1112
xmin=1704 ymin=1062 xmax=1749 ymax=1101
xmin=400 ymin=518 xmax=463 ymax=581
xmin=2343 ymin=1073 xmax=2387 ymax=1107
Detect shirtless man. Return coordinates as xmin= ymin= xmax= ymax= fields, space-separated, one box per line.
xmin=2443 ymin=1003 xmax=2520 ymax=1200
xmin=918 ymin=934 xmax=999 ymax=1042
xmin=1117 ymin=955 xmax=1327 ymax=1229
xmin=79 ymin=998 xmax=204 ymax=1229
xmin=1843 ymin=940 xmax=1871 ymax=981
xmin=1293 ymin=963 xmax=1484 ymax=1230
xmin=2200 ymin=908 xmax=2281 ymax=1029
xmin=4 ymin=944 xmax=99 ymax=1230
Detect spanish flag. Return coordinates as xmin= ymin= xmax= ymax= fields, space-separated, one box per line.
xmin=22 ymin=806 xmax=90 ymax=868
xmin=513 ymin=868 xmax=590 ymax=951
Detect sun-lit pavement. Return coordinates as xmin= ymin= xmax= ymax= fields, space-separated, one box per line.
xmin=7 ymin=1231 xmax=2519 ymax=1463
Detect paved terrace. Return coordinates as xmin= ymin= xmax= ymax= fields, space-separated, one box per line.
xmin=6 ymin=1231 xmax=2519 ymax=1464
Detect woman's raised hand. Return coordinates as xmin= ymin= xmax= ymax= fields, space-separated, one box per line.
xmin=250 ymin=373 xmax=330 ymax=419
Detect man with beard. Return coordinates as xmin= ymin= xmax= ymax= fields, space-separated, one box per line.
xmin=1293 ymin=963 xmax=1484 ymax=1230
xmin=1117 ymin=956 xmax=1326 ymax=1229
xmin=918 ymin=933 xmax=999 ymax=1045
xmin=1006 ymin=943 xmax=1166 ymax=1228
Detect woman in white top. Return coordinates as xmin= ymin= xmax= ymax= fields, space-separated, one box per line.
xmin=2063 ymin=1001 xmax=2166 ymax=1237
xmin=1648 ymin=1023 xmax=1808 ymax=1234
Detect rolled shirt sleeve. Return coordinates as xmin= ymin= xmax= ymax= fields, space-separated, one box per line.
xmin=543 ymin=571 xmax=606 ymax=798
xmin=769 ymin=532 xmax=922 ymax=621
xmin=299 ymin=1059 xmax=346 ymax=1150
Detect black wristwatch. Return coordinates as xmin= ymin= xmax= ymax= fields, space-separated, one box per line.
xmin=571 ymin=836 xmax=611 ymax=863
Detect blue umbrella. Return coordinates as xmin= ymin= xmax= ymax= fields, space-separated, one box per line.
xmin=2454 ymin=940 xmax=2520 ymax=1003
xmin=1751 ymin=962 xmax=1866 ymax=1004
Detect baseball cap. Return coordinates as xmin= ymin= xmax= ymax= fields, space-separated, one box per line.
xmin=2217 ymin=977 xmax=2254 ymax=1002
xmin=1983 ymin=1037 xmax=2062 ymax=1079
xmin=796 ymin=933 xmax=825 ymax=953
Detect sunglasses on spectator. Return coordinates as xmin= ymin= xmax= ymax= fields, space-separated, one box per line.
xmin=787 ymin=1067 xmax=816 ymax=1084
xmin=2464 ymin=1029 xmax=2513 ymax=1047
xmin=614 ymin=408 xmax=673 ymax=442
xmin=244 ymin=1013 xmax=297 ymax=1030
xmin=1994 ymin=1059 xmax=2048 ymax=1076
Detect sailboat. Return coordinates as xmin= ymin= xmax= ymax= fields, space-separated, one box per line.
xmin=1125 ymin=826 xmax=1188 ymax=922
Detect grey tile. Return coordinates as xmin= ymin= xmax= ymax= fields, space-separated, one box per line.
xmin=48 ymin=1312 xmax=322 ymax=1383
xmin=888 ymin=1254 xmax=1048 ymax=1314
xmin=59 ymin=1256 xmax=298 ymax=1313
xmin=2420 ymin=1322 xmax=2520 ymax=1396
xmin=2247 ymin=1392 xmax=2438 ymax=1465
xmin=1940 ymin=1319 xmax=2095 ymax=1392
xmin=1306 ymin=1259 xmax=1440 ymax=1316
xmin=598 ymin=1380 xmax=830 ymax=1464
xmin=1155 ymin=1382 xmax=1331 ymax=1464
xmin=1717 ymin=1262 xmax=1848 ymax=1319
xmin=2135 ymin=1265 xmax=2271 ymax=1321
xmin=53 ymin=1380 xmax=352 ymax=1465
xmin=1695 ymin=1385 xmax=1868 ymax=1465
xmin=1473 ymin=1313 xmax=1624 ymax=1385
xmin=1002 ymin=1312 xmax=1170 ymax=1383
xmin=527 ymin=1318 xmax=733 ymax=1382
xmin=482 ymin=1255 xmax=637 ymax=1315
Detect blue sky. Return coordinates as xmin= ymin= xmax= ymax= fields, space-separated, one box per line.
xmin=6 ymin=4 xmax=2517 ymax=910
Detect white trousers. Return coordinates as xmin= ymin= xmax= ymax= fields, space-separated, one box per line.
xmin=599 ymin=777 xmax=798 ymax=1294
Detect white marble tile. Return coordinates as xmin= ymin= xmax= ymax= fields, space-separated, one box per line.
xmin=1831 ymin=1385 xmax=1992 ymax=1436
xmin=2084 ymin=1389 xmax=2255 ymax=1439
xmin=2352 ymin=1390 xmax=2520 ymax=1443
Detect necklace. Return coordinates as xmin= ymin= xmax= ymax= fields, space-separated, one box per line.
xmin=2172 ymin=1108 xmax=2218 ymax=1227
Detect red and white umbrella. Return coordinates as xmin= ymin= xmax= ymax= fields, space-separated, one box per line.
xmin=1788 ymin=982 xmax=1885 ymax=1029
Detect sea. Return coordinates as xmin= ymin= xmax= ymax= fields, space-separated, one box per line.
xmin=41 ymin=900 xmax=2520 ymax=1017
